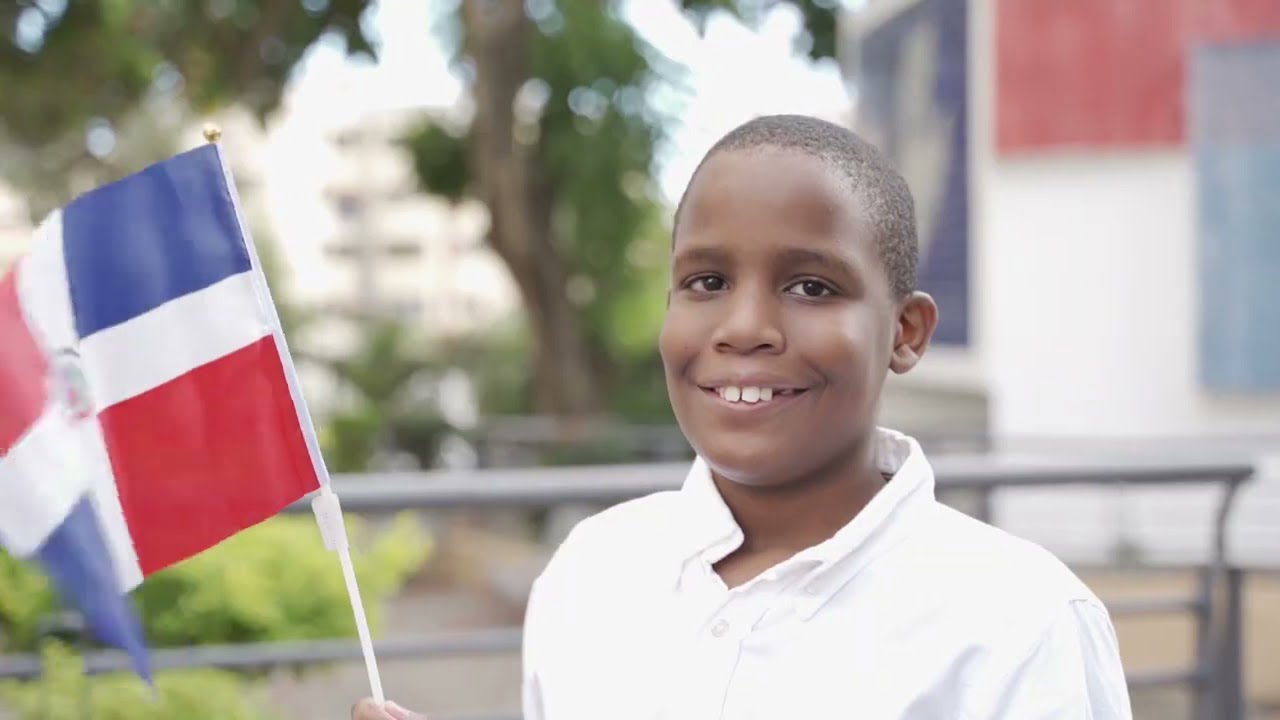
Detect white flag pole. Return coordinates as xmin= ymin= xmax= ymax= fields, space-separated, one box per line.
xmin=204 ymin=124 xmax=385 ymax=704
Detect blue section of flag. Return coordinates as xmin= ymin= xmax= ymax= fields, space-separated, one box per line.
xmin=1192 ymin=42 xmax=1280 ymax=390
xmin=34 ymin=497 xmax=151 ymax=682
xmin=62 ymin=144 xmax=251 ymax=340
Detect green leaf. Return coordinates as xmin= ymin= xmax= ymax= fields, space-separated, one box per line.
xmin=402 ymin=120 xmax=472 ymax=203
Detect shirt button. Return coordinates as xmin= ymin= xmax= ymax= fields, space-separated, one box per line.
xmin=710 ymin=619 xmax=730 ymax=637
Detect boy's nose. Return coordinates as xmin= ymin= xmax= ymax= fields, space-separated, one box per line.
xmin=711 ymin=286 xmax=784 ymax=355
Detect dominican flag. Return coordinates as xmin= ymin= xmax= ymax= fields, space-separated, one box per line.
xmin=0 ymin=144 xmax=324 ymax=672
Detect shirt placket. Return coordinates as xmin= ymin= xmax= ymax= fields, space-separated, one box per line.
xmin=673 ymin=561 xmax=809 ymax=720
xmin=685 ymin=588 xmax=769 ymax=719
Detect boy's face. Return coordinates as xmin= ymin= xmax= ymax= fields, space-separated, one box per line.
xmin=660 ymin=148 xmax=935 ymax=487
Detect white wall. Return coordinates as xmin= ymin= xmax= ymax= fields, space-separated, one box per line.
xmin=981 ymin=152 xmax=1280 ymax=439
xmin=976 ymin=153 xmax=1280 ymax=565
xmin=963 ymin=0 xmax=1280 ymax=441
xmin=959 ymin=0 xmax=1279 ymax=567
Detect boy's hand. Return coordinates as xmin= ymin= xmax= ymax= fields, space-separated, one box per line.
xmin=351 ymin=698 xmax=427 ymax=720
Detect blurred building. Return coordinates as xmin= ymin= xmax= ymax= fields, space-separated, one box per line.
xmin=317 ymin=109 xmax=515 ymax=344
xmin=841 ymin=7 xmax=1280 ymax=713
xmin=839 ymin=0 xmax=1280 ymax=563
xmin=838 ymin=5 xmax=1280 ymax=697
xmin=841 ymin=0 xmax=1280 ymax=447
xmin=203 ymin=87 xmax=519 ymax=367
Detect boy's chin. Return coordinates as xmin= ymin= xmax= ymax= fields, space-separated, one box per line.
xmin=700 ymin=448 xmax=799 ymax=489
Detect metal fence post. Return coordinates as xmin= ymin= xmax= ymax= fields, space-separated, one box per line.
xmin=1194 ymin=565 xmax=1214 ymax=720
xmin=1214 ymin=567 xmax=1246 ymax=720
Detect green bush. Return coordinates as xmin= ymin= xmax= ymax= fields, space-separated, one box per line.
xmin=0 ymin=512 xmax=431 ymax=719
xmin=132 ymin=512 xmax=429 ymax=648
xmin=1 ymin=513 xmax=429 ymax=651
xmin=0 ymin=548 xmax=55 ymax=653
xmin=0 ymin=643 xmax=274 ymax=720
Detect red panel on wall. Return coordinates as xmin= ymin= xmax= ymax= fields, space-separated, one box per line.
xmin=995 ymin=0 xmax=1280 ymax=154
xmin=996 ymin=0 xmax=1186 ymax=153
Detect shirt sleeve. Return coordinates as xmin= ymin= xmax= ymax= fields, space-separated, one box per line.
xmin=522 ymin=671 xmax=545 ymax=720
xmin=521 ymin=574 xmax=550 ymax=720
xmin=962 ymin=599 xmax=1134 ymax=720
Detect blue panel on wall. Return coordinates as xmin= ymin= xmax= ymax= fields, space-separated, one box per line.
xmin=1193 ymin=43 xmax=1280 ymax=390
xmin=855 ymin=0 xmax=970 ymax=347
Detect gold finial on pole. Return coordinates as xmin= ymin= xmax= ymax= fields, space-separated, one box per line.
xmin=202 ymin=123 xmax=223 ymax=143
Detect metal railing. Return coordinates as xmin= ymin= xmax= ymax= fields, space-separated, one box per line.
xmin=0 ymin=455 xmax=1255 ymax=720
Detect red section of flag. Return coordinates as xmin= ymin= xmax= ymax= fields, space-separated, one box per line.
xmin=100 ymin=336 xmax=319 ymax=575
xmin=0 ymin=266 xmax=48 ymax=455
xmin=995 ymin=0 xmax=1280 ymax=154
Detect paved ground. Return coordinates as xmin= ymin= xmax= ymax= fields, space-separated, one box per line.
xmin=264 ymin=587 xmax=523 ymax=720
xmin=1083 ymin=569 xmax=1280 ymax=720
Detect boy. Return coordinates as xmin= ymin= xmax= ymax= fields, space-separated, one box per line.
xmin=354 ymin=115 xmax=1133 ymax=719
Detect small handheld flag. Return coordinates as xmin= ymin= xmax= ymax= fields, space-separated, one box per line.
xmin=0 ymin=131 xmax=382 ymax=698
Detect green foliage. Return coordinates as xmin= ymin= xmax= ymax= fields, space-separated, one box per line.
xmin=0 ymin=514 xmax=429 ymax=653
xmin=325 ymin=320 xmax=430 ymax=414
xmin=317 ymin=317 xmax=443 ymax=471
xmin=0 ymin=644 xmax=275 ymax=720
xmin=407 ymin=0 xmax=672 ymax=418
xmin=0 ymin=1 xmax=376 ymax=146
xmin=131 ymin=513 xmax=428 ymax=647
xmin=402 ymin=121 xmax=470 ymax=203
xmin=431 ymin=321 xmax=535 ymax=418
xmin=0 ymin=0 xmax=378 ymax=218
xmin=680 ymin=0 xmax=842 ymax=59
xmin=0 ymin=550 xmax=54 ymax=652
xmin=321 ymin=407 xmax=386 ymax=474
xmin=0 ymin=513 xmax=427 ymax=720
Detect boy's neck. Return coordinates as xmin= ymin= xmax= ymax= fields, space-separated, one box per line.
xmin=710 ymin=439 xmax=886 ymax=557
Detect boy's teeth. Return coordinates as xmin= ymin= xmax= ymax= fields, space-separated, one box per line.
xmin=716 ymin=386 xmax=781 ymax=403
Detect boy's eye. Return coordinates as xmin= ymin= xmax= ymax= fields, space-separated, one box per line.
xmin=688 ymin=275 xmax=727 ymax=293
xmin=784 ymin=279 xmax=836 ymax=298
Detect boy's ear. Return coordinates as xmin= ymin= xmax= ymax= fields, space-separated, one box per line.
xmin=890 ymin=291 xmax=938 ymax=374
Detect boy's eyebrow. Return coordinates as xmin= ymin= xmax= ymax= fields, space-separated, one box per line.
xmin=776 ymin=247 xmax=860 ymax=279
xmin=671 ymin=245 xmax=732 ymax=267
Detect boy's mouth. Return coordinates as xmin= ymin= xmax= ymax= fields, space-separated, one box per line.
xmin=697 ymin=384 xmax=809 ymax=406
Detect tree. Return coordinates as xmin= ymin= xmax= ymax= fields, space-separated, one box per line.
xmin=0 ymin=0 xmax=376 ymax=218
xmin=0 ymin=0 xmax=843 ymax=416
xmin=405 ymin=1 xmax=662 ymax=415
xmin=406 ymin=1 xmax=840 ymax=416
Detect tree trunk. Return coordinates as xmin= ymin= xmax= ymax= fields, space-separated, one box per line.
xmin=461 ymin=1 xmax=603 ymax=416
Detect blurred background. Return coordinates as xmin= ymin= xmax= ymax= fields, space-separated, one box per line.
xmin=0 ymin=0 xmax=1277 ymax=718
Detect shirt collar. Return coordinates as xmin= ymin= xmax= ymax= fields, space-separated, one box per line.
xmin=671 ymin=427 xmax=938 ymax=612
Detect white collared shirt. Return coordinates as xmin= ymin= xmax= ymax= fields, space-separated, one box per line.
xmin=522 ymin=428 xmax=1133 ymax=719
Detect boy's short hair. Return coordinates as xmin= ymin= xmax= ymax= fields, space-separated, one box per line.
xmin=675 ymin=114 xmax=918 ymax=299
